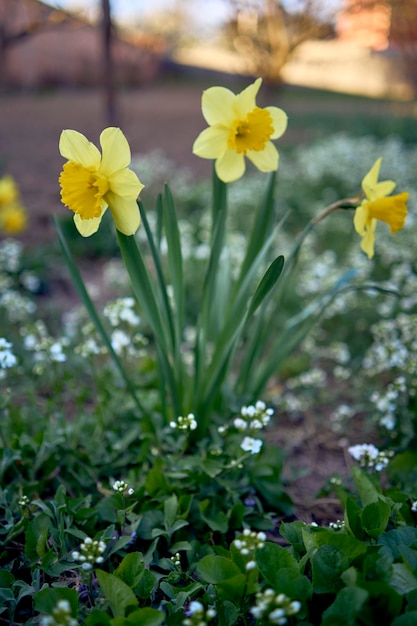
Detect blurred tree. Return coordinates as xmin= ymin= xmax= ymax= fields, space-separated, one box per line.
xmin=223 ymin=0 xmax=335 ymax=84
xmin=101 ymin=0 xmax=117 ymax=126
xmin=0 ymin=0 xmax=71 ymax=88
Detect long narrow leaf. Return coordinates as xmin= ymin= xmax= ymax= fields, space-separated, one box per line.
xmin=162 ymin=185 xmax=184 ymax=355
xmin=116 ymin=229 xmax=181 ymax=417
xmin=54 ymin=217 xmax=146 ymax=417
xmin=238 ymin=171 xmax=277 ymax=280
xmin=247 ymin=255 xmax=285 ymax=316
xmin=138 ymin=201 xmax=176 ymax=356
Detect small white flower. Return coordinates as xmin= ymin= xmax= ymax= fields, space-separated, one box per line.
xmin=240 ymin=436 xmax=263 ymax=454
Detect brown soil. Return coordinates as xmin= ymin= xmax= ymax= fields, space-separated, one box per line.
xmin=0 ymin=80 xmax=394 ymax=523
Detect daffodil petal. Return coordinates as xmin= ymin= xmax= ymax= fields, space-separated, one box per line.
xmin=360 ymin=221 xmax=376 ymax=259
xmin=215 ymin=149 xmax=245 ymax=183
xmin=373 ymin=180 xmax=397 ymax=197
xmin=108 ymin=168 xmax=144 ymax=198
xmin=106 ymin=192 xmax=141 ymax=235
xmin=202 ymin=86 xmax=236 ymax=126
xmin=235 ymin=78 xmax=262 ymax=117
xmin=266 ymin=106 xmax=288 ymax=139
xmin=246 ymin=142 xmax=278 ymax=172
xmin=353 ymin=203 xmax=368 ymax=236
xmin=193 ymin=126 xmax=229 ymax=159
xmin=100 ymin=127 xmax=132 ymax=176
xmin=73 ymin=212 xmax=103 ymax=237
xmin=59 ymin=130 xmax=101 ymax=168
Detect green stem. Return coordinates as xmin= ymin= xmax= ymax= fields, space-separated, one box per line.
xmin=54 ymin=217 xmax=146 ymax=419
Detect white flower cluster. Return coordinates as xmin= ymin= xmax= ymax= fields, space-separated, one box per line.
xmin=71 ymin=537 xmax=106 ymax=571
xmin=112 ymin=479 xmax=134 ymax=495
xmin=41 ymin=599 xmax=78 ymax=626
xmin=170 ymin=552 xmax=181 ymax=567
xmin=370 ymin=376 xmax=407 ymax=432
xmin=329 ymin=519 xmax=345 ymax=531
xmin=0 ymin=338 xmax=17 ymax=371
xmin=20 ymin=321 xmax=68 ymax=373
xmin=218 ymin=400 xmax=273 ymax=456
xmin=233 ymin=528 xmax=266 ymax=571
xmin=170 ymin=413 xmax=197 ymax=431
xmin=103 ymin=297 xmax=140 ymax=327
xmin=363 ymin=314 xmax=417 ymax=377
xmin=183 ymin=600 xmax=216 ymax=626
xmin=250 ymin=589 xmax=301 ymax=624
xmin=348 ymin=443 xmax=393 ymax=472
xmin=0 ymin=238 xmax=23 ymax=273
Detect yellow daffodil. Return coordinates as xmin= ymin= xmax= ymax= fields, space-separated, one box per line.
xmin=59 ymin=127 xmax=144 ymax=237
xmin=0 ymin=174 xmax=19 ymax=206
xmin=192 ymin=78 xmax=287 ymax=183
xmin=354 ymin=157 xmax=408 ymax=258
xmin=0 ymin=204 xmax=27 ymax=234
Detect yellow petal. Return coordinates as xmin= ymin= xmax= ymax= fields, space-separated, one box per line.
xmin=360 ymin=221 xmax=376 ymax=259
xmin=353 ymin=203 xmax=368 ymax=236
xmin=266 ymin=106 xmax=288 ymax=140
xmin=246 ymin=141 xmax=279 ymax=172
xmin=234 ymin=78 xmax=262 ymax=117
xmin=73 ymin=212 xmax=104 ymax=237
xmin=59 ymin=130 xmax=101 ymax=168
xmin=201 ymin=86 xmax=236 ymax=126
xmin=100 ymin=127 xmax=132 ymax=176
xmin=192 ymin=126 xmax=229 ymax=159
xmin=361 ymin=157 xmax=382 ymax=197
xmin=106 ymin=191 xmax=141 ymax=235
xmin=108 ymin=168 xmax=144 ymax=199
xmin=367 ymin=192 xmax=408 ymax=233
xmin=215 ymin=149 xmax=245 ymax=182
xmin=373 ymin=180 xmax=397 ymax=197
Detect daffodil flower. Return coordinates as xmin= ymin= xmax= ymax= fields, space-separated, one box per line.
xmin=59 ymin=127 xmax=144 ymax=237
xmin=354 ymin=157 xmax=408 ymax=258
xmin=192 ymin=78 xmax=287 ymax=183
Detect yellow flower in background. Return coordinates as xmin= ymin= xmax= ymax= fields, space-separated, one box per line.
xmin=0 ymin=204 xmax=27 ymax=234
xmin=192 ymin=78 xmax=287 ymax=183
xmin=354 ymin=157 xmax=408 ymax=258
xmin=0 ymin=174 xmax=27 ymax=235
xmin=0 ymin=174 xmax=19 ymax=205
xmin=59 ymin=127 xmax=144 ymax=237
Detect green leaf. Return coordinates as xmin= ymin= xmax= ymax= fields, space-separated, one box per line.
xmin=311 ymin=545 xmax=349 ymax=594
xmin=306 ymin=528 xmax=367 ymax=561
xmin=216 ymin=600 xmax=240 ymax=626
xmin=199 ymin=500 xmax=228 ymax=533
xmin=321 ymin=586 xmax=368 ymax=626
xmin=363 ymin=552 xmax=393 ymax=583
xmin=123 ymin=608 xmax=165 ymax=626
xmin=162 ymin=185 xmax=184 ymax=341
xmin=380 ymin=527 xmax=417 ymax=560
xmin=391 ymin=564 xmax=417 ymax=594
xmin=361 ymin=498 xmax=391 ymax=539
xmin=96 ymin=570 xmax=138 ymax=618
xmin=0 ymin=571 xmax=14 ymax=587
xmin=85 ymin=610 xmax=112 ymax=626
xmin=164 ymin=494 xmax=179 ymax=529
xmin=25 ymin=513 xmax=50 ymax=560
xmin=256 ymin=541 xmax=298 ymax=588
xmin=351 ymin=465 xmax=380 ymax=506
xmin=196 ymin=555 xmax=241 ymax=584
xmin=114 ymin=552 xmax=145 ymax=589
xmin=55 ymin=217 xmax=145 ymax=416
xmin=248 ymin=255 xmax=284 ymax=316
xmin=34 ymin=587 xmax=78 ymax=618
xmin=345 ymin=497 xmax=365 ymax=540
xmin=392 ymin=612 xmax=417 ymax=626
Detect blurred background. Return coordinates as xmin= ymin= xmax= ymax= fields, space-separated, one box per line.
xmin=1 ymin=0 xmax=417 ymax=243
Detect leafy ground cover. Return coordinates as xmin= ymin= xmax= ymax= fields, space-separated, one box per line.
xmin=1 ymin=81 xmax=417 ymax=624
